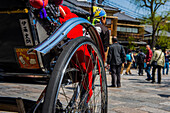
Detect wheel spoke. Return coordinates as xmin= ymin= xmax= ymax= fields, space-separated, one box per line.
xmin=42 ymin=37 xmax=107 ymax=113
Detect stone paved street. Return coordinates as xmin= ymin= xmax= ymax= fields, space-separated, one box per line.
xmin=107 ymin=69 xmax=170 ymax=113
xmin=0 ymin=69 xmax=170 ymax=113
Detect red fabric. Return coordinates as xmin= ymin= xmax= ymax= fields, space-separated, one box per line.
xmin=59 ymin=5 xmax=83 ymax=39
xmin=59 ymin=5 xmax=93 ymax=102
xmin=30 ymin=0 xmax=48 ymax=9
xmin=146 ymin=49 xmax=153 ymax=62
xmin=72 ymin=46 xmax=93 ymax=102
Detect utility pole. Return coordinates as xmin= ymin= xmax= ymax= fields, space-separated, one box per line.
xmin=90 ymin=0 xmax=95 ymax=23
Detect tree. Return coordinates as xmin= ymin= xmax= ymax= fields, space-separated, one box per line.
xmin=157 ymin=35 xmax=170 ymax=49
xmin=128 ymin=36 xmax=137 ymax=50
xmin=156 ymin=22 xmax=170 ymax=49
xmin=133 ymin=0 xmax=170 ymax=49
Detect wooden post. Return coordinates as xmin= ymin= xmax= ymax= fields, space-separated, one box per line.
xmin=16 ymin=98 xmax=26 ymax=113
xmin=113 ymin=17 xmax=118 ymax=37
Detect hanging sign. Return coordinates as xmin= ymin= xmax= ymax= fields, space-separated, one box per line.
xmin=20 ymin=19 xmax=33 ymax=46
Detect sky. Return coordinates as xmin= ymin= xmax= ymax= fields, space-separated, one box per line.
xmin=87 ymin=0 xmax=170 ymax=18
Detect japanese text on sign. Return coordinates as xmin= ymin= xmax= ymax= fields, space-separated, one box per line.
xmin=19 ymin=19 xmax=33 ymax=46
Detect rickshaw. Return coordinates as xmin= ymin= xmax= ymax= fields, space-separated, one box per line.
xmin=0 ymin=0 xmax=107 ymax=112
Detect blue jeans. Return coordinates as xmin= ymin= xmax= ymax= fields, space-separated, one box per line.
xmin=163 ymin=62 xmax=169 ymax=75
xmin=145 ymin=64 xmax=151 ymax=79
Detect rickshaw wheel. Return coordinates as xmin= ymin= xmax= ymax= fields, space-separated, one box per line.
xmin=42 ymin=37 xmax=107 ymax=113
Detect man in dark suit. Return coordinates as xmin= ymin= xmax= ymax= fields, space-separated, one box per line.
xmin=107 ymin=37 xmax=126 ymax=88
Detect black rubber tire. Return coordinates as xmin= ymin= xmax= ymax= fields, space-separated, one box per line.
xmin=42 ymin=37 xmax=107 ymax=113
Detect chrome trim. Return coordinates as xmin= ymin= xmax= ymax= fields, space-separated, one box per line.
xmin=33 ymin=17 xmax=105 ymax=60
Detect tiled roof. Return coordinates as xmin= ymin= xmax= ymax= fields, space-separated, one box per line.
xmin=119 ymin=41 xmax=147 ymax=45
xmin=144 ymin=25 xmax=170 ymax=37
xmin=64 ymin=0 xmax=119 ymax=12
xmin=114 ymin=12 xmax=140 ymax=22
xmin=62 ymin=1 xmax=90 ymax=16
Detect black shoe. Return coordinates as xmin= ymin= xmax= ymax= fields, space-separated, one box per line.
xmin=145 ymin=78 xmax=151 ymax=81
xmin=125 ymin=72 xmax=128 ymax=75
xmin=108 ymin=85 xmax=116 ymax=88
xmin=157 ymin=82 xmax=161 ymax=84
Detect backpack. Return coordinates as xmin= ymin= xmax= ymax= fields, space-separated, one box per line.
xmin=126 ymin=54 xmax=132 ymax=61
xmin=137 ymin=53 xmax=145 ymax=64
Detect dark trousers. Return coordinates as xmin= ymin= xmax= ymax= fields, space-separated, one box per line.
xmin=110 ymin=65 xmax=122 ymax=87
xmin=138 ymin=63 xmax=144 ymax=75
xmin=152 ymin=65 xmax=162 ymax=83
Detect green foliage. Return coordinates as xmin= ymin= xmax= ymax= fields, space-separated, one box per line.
xmin=131 ymin=0 xmax=170 ymax=48
xmin=140 ymin=46 xmax=147 ymax=54
xmin=156 ymin=21 xmax=170 ymax=49
xmin=127 ymin=36 xmax=137 ymax=50
xmin=128 ymin=36 xmax=136 ymax=42
xmin=157 ymin=35 xmax=170 ymax=49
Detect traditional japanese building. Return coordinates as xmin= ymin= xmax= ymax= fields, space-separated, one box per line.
xmin=113 ymin=12 xmax=145 ymax=46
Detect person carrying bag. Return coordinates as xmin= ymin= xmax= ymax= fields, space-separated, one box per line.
xmin=150 ymin=46 xmax=165 ymax=84
xmin=151 ymin=51 xmax=162 ymax=67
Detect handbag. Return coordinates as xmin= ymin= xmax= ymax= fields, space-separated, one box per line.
xmin=151 ymin=51 xmax=162 ymax=67
xmin=151 ymin=61 xmax=157 ymax=66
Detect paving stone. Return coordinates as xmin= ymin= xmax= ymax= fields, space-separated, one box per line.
xmin=136 ymin=102 xmax=164 ymax=109
xmin=160 ymin=102 xmax=170 ymax=106
xmin=138 ymin=106 xmax=170 ymax=113
xmin=0 ymin=69 xmax=169 ymax=112
xmin=113 ymin=107 xmax=148 ymax=113
xmin=108 ymin=99 xmax=126 ymax=106
xmin=161 ymin=106 xmax=170 ymax=112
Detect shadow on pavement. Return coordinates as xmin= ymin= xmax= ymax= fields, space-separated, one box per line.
xmin=158 ymin=94 xmax=170 ymax=98
xmin=127 ymin=76 xmax=170 ymax=88
xmin=0 ymin=76 xmax=48 ymax=85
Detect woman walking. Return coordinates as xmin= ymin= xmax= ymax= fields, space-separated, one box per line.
xmin=125 ymin=49 xmax=135 ymax=75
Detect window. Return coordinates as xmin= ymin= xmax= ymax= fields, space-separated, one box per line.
xmin=117 ymin=26 xmax=138 ymax=33
xmin=127 ymin=28 xmax=132 ymax=33
xmin=117 ymin=26 xmax=121 ymax=31
xmin=120 ymin=27 xmax=126 ymax=32
xmin=133 ymin=28 xmax=138 ymax=33
xmin=106 ymin=19 xmax=111 ymax=25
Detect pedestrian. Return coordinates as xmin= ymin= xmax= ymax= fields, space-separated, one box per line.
xmin=150 ymin=46 xmax=165 ymax=84
xmin=107 ymin=37 xmax=126 ymax=88
xmin=136 ymin=49 xmax=145 ymax=76
xmin=125 ymin=49 xmax=135 ymax=75
xmin=162 ymin=50 xmax=170 ymax=75
xmin=120 ymin=63 xmax=124 ymax=76
xmin=145 ymin=45 xmax=153 ymax=81
xmin=133 ymin=52 xmax=137 ymax=69
xmin=93 ymin=6 xmax=110 ymax=53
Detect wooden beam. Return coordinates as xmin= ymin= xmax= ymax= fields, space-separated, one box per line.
xmin=0 ymin=104 xmax=18 ymax=112
xmin=106 ymin=16 xmax=118 ymax=19
xmin=117 ymin=23 xmax=144 ymax=28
